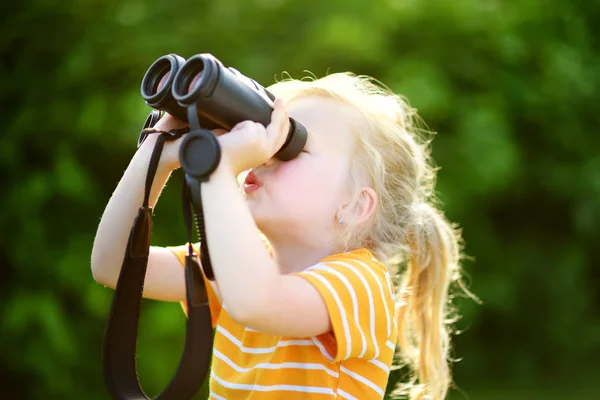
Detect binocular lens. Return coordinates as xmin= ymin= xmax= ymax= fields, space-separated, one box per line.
xmin=158 ymin=71 xmax=171 ymax=92
xmin=141 ymin=58 xmax=173 ymax=100
xmin=173 ymin=55 xmax=216 ymax=104
xmin=189 ymin=71 xmax=204 ymax=94
xmin=141 ymin=54 xmax=209 ymax=125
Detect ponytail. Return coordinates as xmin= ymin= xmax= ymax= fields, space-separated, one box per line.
xmin=266 ymin=72 xmax=477 ymax=399
xmin=393 ymin=202 xmax=463 ymax=400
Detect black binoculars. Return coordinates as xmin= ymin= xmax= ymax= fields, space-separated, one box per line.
xmin=140 ymin=53 xmax=307 ymax=161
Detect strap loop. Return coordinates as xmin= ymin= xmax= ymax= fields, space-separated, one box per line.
xmin=102 ymin=112 xmax=215 ymax=400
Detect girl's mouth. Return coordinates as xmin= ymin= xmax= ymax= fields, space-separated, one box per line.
xmin=243 ymin=171 xmax=262 ymax=194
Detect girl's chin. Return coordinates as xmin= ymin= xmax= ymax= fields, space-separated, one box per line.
xmin=250 ymin=211 xmax=283 ymax=231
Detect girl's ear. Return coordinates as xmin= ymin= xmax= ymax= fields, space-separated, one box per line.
xmin=338 ymin=187 xmax=377 ymax=226
xmin=354 ymin=187 xmax=378 ymax=224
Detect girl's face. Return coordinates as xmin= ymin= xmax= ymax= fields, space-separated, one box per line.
xmin=242 ymin=95 xmax=355 ymax=244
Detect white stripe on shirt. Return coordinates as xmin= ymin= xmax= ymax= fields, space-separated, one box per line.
xmin=311 ymin=264 xmax=368 ymax=358
xmin=383 ymin=269 xmax=395 ymax=302
xmin=216 ymin=326 xmax=313 ymax=354
xmin=327 ymin=261 xmax=379 ymax=359
xmin=213 ymin=348 xmax=340 ymax=378
xmin=303 ymin=271 xmax=353 ymax=360
xmin=311 ymin=335 xmax=335 ymax=361
xmin=368 ymin=358 xmax=390 ymax=373
xmin=340 ymin=366 xmax=385 ymax=397
xmin=337 ymin=388 xmax=359 ymax=400
xmin=212 ymin=373 xmax=336 ymax=395
xmin=354 ymin=259 xmax=393 ymax=338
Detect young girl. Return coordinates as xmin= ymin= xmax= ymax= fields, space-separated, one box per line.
xmin=92 ymin=72 xmax=467 ymax=400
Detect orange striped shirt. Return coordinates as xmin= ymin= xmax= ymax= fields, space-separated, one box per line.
xmin=169 ymin=243 xmax=397 ymax=399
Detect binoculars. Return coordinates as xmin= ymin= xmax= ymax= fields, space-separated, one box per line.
xmin=140 ymin=53 xmax=307 ymax=161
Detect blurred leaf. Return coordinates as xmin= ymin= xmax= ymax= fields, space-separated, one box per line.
xmin=2 ymin=0 xmax=600 ymax=398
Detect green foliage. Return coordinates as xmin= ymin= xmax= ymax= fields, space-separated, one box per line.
xmin=1 ymin=0 xmax=599 ymax=398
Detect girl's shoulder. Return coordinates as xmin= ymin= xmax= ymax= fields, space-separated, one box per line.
xmin=320 ymin=248 xmax=387 ymax=273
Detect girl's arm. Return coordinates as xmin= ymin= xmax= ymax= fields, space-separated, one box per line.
xmin=91 ymin=115 xmax=187 ymax=302
xmin=200 ymin=157 xmax=332 ymax=337
xmin=199 ymin=100 xmax=332 ymax=337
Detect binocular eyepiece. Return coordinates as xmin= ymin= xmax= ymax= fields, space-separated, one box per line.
xmin=140 ymin=53 xmax=307 ymax=161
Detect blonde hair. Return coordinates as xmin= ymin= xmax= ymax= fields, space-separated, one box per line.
xmin=269 ymin=73 xmax=475 ymax=400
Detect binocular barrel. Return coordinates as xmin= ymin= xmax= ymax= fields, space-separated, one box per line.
xmin=140 ymin=53 xmax=307 ymax=161
xmin=140 ymin=54 xmax=221 ymax=130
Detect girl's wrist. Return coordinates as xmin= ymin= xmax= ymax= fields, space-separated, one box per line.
xmin=217 ymin=153 xmax=238 ymax=178
xmin=136 ymin=132 xmax=180 ymax=173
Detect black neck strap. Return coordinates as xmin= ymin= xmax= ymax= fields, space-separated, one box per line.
xmin=102 ymin=104 xmax=221 ymax=399
xmin=179 ymin=104 xmax=223 ymax=281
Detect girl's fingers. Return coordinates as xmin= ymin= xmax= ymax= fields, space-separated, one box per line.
xmin=272 ymin=99 xmax=285 ymax=124
xmin=222 ymin=100 xmax=289 ymax=164
xmin=232 ymin=120 xmax=253 ymax=131
xmin=278 ymin=105 xmax=288 ymax=133
xmin=268 ymin=99 xmax=289 ymax=148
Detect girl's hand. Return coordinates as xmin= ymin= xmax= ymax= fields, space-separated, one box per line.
xmin=139 ymin=114 xmax=228 ymax=172
xmin=154 ymin=112 xmax=187 ymax=132
xmin=218 ymin=98 xmax=290 ymax=176
xmin=139 ymin=113 xmax=188 ymax=171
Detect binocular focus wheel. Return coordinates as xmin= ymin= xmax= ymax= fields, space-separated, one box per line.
xmin=179 ymin=129 xmax=222 ymax=180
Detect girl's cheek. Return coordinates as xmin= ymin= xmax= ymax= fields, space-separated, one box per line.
xmin=275 ymin=158 xmax=308 ymax=179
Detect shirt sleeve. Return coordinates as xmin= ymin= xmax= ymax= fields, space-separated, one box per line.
xmin=294 ymin=251 xmax=395 ymax=362
xmin=167 ymin=243 xmax=222 ymax=329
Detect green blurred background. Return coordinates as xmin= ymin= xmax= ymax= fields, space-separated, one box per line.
xmin=2 ymin=0 xmax=599 ymax=399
